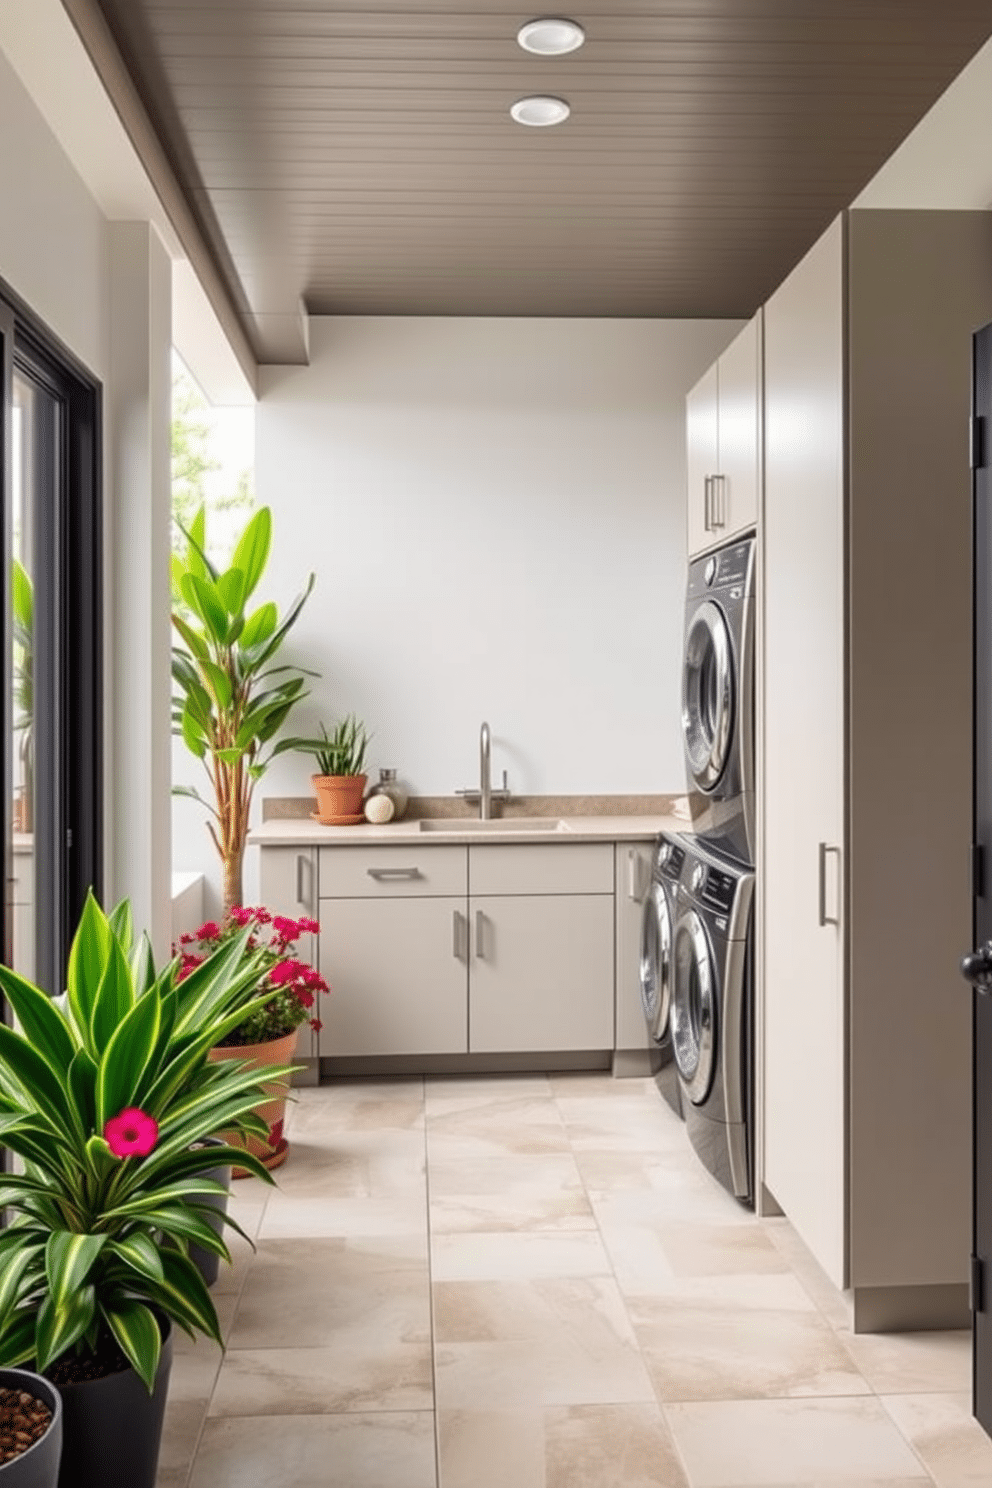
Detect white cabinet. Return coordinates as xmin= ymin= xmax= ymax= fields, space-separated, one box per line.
xmin=467 ymin=844 xmax=614 ymax=1054
xmin=307 ymin=839 xmax=616 ymax=1063
xmin=686 ymin=314 xmax=761 ymax=556
xmin=319 ymin=896 xmax=468 ymax=1056
xmin=762 ymin=209 xmax=988 ymax=1329
xmin=258 ymin=844 xmax=319 ymax=1061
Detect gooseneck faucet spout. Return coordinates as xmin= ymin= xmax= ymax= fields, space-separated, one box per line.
xmin=480 ymin=721 xmax=492 ymax=820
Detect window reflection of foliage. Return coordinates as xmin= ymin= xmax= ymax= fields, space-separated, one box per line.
xmin=12 ymin=556 xmax=33 ymax=832
xmin=171 ymin=362 xmax=254 ymax=567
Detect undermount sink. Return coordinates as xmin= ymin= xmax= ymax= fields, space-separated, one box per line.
xmin=418 ymin=817 xmax=571 ymax=833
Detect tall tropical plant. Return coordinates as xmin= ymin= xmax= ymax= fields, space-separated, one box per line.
xmin=172 ymin=505 xmax=316 ymax=910
xmin=0 ymin=891 xmax=289 ymax=1392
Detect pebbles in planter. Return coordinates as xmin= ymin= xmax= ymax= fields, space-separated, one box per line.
xmin=0 ymin=1388 xmax=53 ymax=1464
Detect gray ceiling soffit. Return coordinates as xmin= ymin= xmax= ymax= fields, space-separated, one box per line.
xmin=91 ymin=2 xmax=992 ymax=365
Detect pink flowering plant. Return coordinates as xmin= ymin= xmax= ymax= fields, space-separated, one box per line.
xmin=175 ymin=906 xmax=328 ymax=1046
xmin=0 ymin=891 xmax=293 ymax=1394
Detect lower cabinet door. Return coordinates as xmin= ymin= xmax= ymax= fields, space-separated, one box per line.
xmin=318 ymin=897 xmax=468 ymax=1056
xmin=260 ymin=846 xmax=320 ymax=1059
xmin=468 ymin=894 xmax=614 ymax=1054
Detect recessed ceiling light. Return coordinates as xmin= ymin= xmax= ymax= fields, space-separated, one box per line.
xmin=510 ymin=95 xmax=571 ymax=127
xmin=517 ymin=18 xmax=585 ymax=55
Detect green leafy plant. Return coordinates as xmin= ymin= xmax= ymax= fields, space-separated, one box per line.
xmin=171 ymin=505 xmax=316 ymax=910
xmin=287 ymin=714 xmax=370 ymax=777
xmin=0 ymin=891 xmax=292 ymax=1393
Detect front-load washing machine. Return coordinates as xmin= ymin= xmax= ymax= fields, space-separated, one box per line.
xmin=671 ymin=832 xmax=754 ymax=1206
xmin=682 ymin=534 xmax=756 ymax=867
xmin=639 ymin=833 xmax=686 ymax=1118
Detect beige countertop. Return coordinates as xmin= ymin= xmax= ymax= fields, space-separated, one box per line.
xmin=249 ymin=811 xmax=690 ymax=848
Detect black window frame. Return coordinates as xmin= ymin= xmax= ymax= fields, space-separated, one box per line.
xmin=0 ymin=278 xmax=102 ymax=994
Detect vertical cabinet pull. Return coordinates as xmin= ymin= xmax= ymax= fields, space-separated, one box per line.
xmin=475 ymin=909 xmax=486 ymax=960
xmin=295 ymin=852 xmax=313 ymax=911
xmin=452 ymin=910 xmax=467 ymax=963
xmin=703 ymin=475 xmax=712 ymax=531
xmin=712 ymin=473 xmax=727 ymax=528
xmin=818 ymin=842 xmax=842 ymax=927
xmin=627 ymin=848 xmax=645 ymax=902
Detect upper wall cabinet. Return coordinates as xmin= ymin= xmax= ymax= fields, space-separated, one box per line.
xmin=686 ymin=313 xmax=762 ymax=556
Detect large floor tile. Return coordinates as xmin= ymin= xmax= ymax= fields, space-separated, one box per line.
xmin=290 ymin=1079 xmax=425 ymax=1134
xmin=556 ymin=1097 xmax=689 ymax=1153
xmin=274 ymin=1127 xmax=427 ymax=1199
xmin=631 ymin=1295 xmax=871 ymax=1402
xmin=229 ymin=1235 xmax=430 ymax=1349
xmin=426 ymin=1074 xmax=552 ymax=1110
xmin=434 ymin=1275 xmax=652 ymax=1408
xmin=839 ymin=1331 xmax=971 ymax=1396
xmin=187 ymin=1412 xmax=437 ymax=1488
xmin=656 ymin=1221 xmax=792 ymax=1278
xmin=428 ymin=1151 xmax=595 ymax=1233
xmin=665 ymin=1397 xmax=930 ymax=1485
xmin=426 ymin=1096 xmax=570 ymax=1159
xmin=437 ymin=1403 xmax=690 ymax=1488
xmin=882 ymin=1392 xmax=992 ymax=1485
xmin=259 ymin=1191 xmax=428 ymax=1238
xmin=431 ymin=1229 xmax=613 ymax=1282
xmin=209 ymin=1341 xmax=433 ymax=1416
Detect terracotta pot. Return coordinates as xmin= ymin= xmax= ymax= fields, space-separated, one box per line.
xmin=311 ymin=772 xmax=366 ymax=822
xmin=208 ymin=1029 xmax=298 ymax=1177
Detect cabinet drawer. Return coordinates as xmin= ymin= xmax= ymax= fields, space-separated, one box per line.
xmin=468 ymin=843 xmax=614 ymax=897
xmin=318 ymin=844 xmax=467 ymax=898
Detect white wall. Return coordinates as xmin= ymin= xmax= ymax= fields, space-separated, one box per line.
xmin=0 ymin=43 xmax=173 ymax=951
xmin=170 ymin=315 xmax=739 ymax=911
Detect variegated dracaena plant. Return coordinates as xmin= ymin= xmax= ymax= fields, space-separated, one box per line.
xmin=0 ymin=891 xmax=294 ymax=1391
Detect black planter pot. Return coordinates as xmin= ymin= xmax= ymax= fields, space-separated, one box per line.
xmin=189 ymin=1139 xmax=233 ymax=1287
xmin=51 ymin=1322 xmax=172 ymax=1488
xmin=0 ymin=1369 xmax=62 ymax=1487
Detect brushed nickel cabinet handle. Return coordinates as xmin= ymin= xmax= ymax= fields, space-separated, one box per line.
xmin=818 ymin=842 xmax=841 ymax=927
xmin=475 ymin=909 xmax=486 ymax=960
xmin=712 ymin=473 xmax=727 ymax=528
xmin=452 ymin=910 xmax=467 ymax=962
xmin=296 ymin=852 xmax=313 ymax=910
xmin=627 ymin=847 xmax=646 ymax=902
xmin=367 ymin=867 xmax=422 ymax=882
xmin=703 ymin=475 xmax=712 ymax=531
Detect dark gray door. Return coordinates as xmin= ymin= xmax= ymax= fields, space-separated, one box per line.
xmin=963 ymin=322 xmax=992 ymax=1433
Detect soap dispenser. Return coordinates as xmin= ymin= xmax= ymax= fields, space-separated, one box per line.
xmin=368 ymin=767 xmax=408 ymax=821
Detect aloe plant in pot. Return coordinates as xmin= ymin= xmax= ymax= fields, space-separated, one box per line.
xmin=0 ymin=891 xmax=291 ymax=1488
xmin=287 ymin=713 xmax=371 ymax=823
xmin=171 ymin=504 xmax=317 ymax=910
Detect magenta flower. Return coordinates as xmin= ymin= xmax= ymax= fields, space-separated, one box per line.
xmin=297 ymin=916 xmax=320 ymax=934
xmin=196 ymin=920 xmax=221 ymax=941
xmin=272 ymin=915 xmax=301 ymax=940
xmin=105 ymin=1107 xmax=159 ymax=1158
xmin=269 ymin=958 xmax=304 ymax=986
xmin=230 ymin=906 xmax=254 ymax=927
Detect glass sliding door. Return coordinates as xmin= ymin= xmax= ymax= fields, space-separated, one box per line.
xmin=0 ymin=295 xmax=101 ymax=996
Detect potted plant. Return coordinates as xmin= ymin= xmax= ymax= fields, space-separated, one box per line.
xmin=0 ymin=891 xmax=289 ymax=1488
xmin=287 ymin=713 xmax=371 ymax=823
xmin=176 ymin=906 xmax=328 ymax=1174
xmin=171 ymin=504 xmax=317 ymax=910
xmin=0 ymin=1367 xmax=61 ymax=1485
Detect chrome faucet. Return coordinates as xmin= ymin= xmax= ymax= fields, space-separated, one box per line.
xmin=456 ymin=720 xmax=510 ymax=819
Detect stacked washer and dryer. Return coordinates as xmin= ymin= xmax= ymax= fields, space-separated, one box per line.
xmin=638 ymin=534 xmax=757 ymax=1207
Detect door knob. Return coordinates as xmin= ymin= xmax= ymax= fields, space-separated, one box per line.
xmin=961 ymin=941 xmax=992 ymax=990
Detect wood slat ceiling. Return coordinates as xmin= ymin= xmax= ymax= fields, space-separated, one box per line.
xmin=93 ymin=1 xmax=992 ymax=363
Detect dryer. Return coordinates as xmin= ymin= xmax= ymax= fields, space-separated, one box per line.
xmin=638 ymin=833 xmax=686 ymax=1118
xmin=671 ymin=833 xmax=754 ymax=1206
xmin=682 ymin=534 xmax=756 ymax=867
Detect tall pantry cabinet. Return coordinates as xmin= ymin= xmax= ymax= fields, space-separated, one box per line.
xmin=762 ymin=210 xmax=992 ymax=1329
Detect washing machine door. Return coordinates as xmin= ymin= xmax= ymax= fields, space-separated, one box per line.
xmin=672 ymin=908 xmax=717 ymax=1105
xmin=682 ymin=599 xmax=734 ymax=792
xmin=639 ymin=881 xmax=673 ymax=1042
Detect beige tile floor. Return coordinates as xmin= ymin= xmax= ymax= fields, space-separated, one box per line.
xmin=156 ymin=1073 xmax=990 ymax=1488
